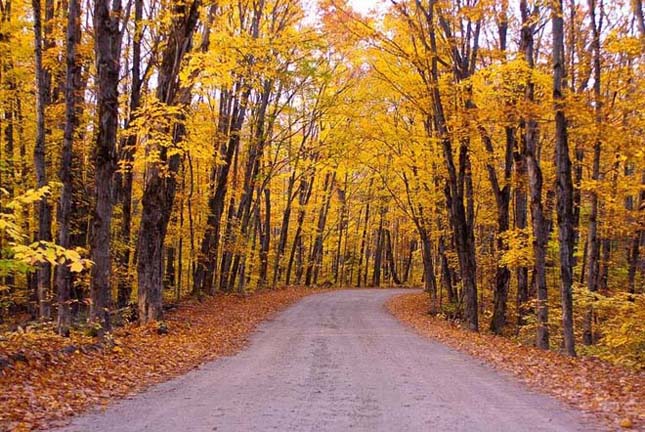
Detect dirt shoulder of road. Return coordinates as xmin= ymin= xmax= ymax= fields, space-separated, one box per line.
xmin=387 ymin=293 xmax=644 ymax=431
xmin=0 ymin=287 xmax=323 ymax=432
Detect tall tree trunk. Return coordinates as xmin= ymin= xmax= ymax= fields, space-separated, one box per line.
xmin=306 ymin=171 xmax=335 ymax=286
xmin=384 ymin=229 xmax=400 ymax=285
xmin=552 ymin=0 xmax=576 ymax=357
xmin=514 ymin=146 xmax=529 ymax=329
xmin=90 ymin=0 xmax=122 ymax=331
xmin=223 ymin=80 xmax=272 ymax=292
xmin=32 ymin=0 xmax=53 ymax=320
xmin=356 ymin=179 xmax=372 ymax=287
xmin=584 ymin=0 xmax=604 ymax=345
xmin=423 ymin=1 xmax=479 ymax=330
xmin=438 ymin=234 xmax=454 ymax=303
xmin=519 ymin=0 xmax=550 ymax=349
xmin=333 ymin=175 xmax=347 ymax=285
xmin=164 ymin=246 xmax=176 ymax=294
xmin=419 ymin=226 xmax=438 ymax=312
xmin=1 ymin=12 xmax=17 ymax=291
xmin=116 ymin=0 xmax=143 ymax=309
xmin=627 ymin=172 xmax=644 ymax=293
xmin=56 ymin=0 xmax=81 ymax=335
xmin=634 ymin=0 xmax=645 ymax=49
xmin=483 ymin=14 xmax=515 ymax=334
xmin=478 ymin=125 xmax=513 ymax=334
xmin=372 ymin=216 xmax=383 ymax=288
xmin=285 ymin=172 xmax=314 ymax=285
xmin=258 ymin=186 xmax=271 ymax=289
xmin=403 ymin=239 xmax=416 ymax=284
xmin=137 ymin=0 xmax=201 ymax=323
xmin=272 ymin=171 xmax=296 ymax=287
xmin=194 ymin=88 xmax=248 ymax=295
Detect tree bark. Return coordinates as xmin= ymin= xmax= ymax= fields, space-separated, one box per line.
xmin=627 ymin=172 xmax=644 ymax=293
xmin=272 ymin=170 xmax=296 ymax=287
xmin=514 ymin=142 xmax=529 ymax=329
xmin=285 ymin=171 xmax=314 ymax=285
xmin=90 ymin=0 xmax=123 ymax=331
xmin=116 ymin=0 xmax=143 ymax=309
xmin=305 ymin=171 xmax=335 ymax=286
xmin=384 ymin=229 xmax=401 ymax=285
xmin=137 ymin=0 xmax=201 ymax=323
xmin=552 ymin=0 xmax=576 ymax=356
xmin=584 ymin=0 xmax=603 ymax=345
xmin=32 ymin=0 xmax=53 ymax=320
xmin=222 ymin=80 xmax=272 ymax=292
xmin=56 ymin=0 xmax=81 ymax=335
xmin=520 ymin=0 xmax=549 ymax=349
xmin=258 ymin=185 xmax=271 ymax=289
xmin=356 ymin=179 xmax=373 ymax=287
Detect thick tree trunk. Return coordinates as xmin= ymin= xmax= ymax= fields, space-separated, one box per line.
xmin=519 ymin=0 xmax=550 ymax=350
xmin=56 ymin=0 xmax=81 ymax=335
xmin=90 ymin=0 xmax=122 ymax=331
xmin=137 ymin=0 xmax=201 ymax=323
xmin=552 ymin=0 xmax=576 ymax=356
xmin=32 ymin=0 xmax=53 ymax=320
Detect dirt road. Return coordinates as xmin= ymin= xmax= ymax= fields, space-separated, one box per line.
xmin=56 ymin=289 xmax=594 ymax=432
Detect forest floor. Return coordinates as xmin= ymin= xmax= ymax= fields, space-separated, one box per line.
xmin=387 ymin=292 xmax=645 ymax=431
xmin=50 ymin=289 xmax=589 ymax=432
xmin=0 ymin=287 xmax=324 ymax=432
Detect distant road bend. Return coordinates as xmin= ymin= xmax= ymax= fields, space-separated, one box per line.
xmin=57 ymin=289 xmax=594 ymax=432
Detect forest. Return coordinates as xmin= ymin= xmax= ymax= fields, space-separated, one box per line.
xmin=0 ymin=0 xmax=643 ymax=370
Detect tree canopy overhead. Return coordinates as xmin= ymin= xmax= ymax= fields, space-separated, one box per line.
xmin=0 ymin=0 xmax=643 ymax=365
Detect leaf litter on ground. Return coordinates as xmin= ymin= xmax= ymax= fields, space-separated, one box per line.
xmin=0 ymin=287 xmax=322 ymax=432
xmin=387 ymin=292 xmax=644 ymax=431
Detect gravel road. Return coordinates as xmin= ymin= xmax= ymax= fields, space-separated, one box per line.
xmin=56 ymin=289 xmax=594 ymax=432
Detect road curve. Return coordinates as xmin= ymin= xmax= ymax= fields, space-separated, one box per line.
xmin=56 ymin=289 xmax=594 ymax=432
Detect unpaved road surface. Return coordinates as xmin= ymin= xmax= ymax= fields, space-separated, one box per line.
xmin=57 ymin=289 xmax=594 ymax=432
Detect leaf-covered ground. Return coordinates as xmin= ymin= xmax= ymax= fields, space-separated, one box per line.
xmin=387 ymin=293 xmax=645 ymax=431
xmin=0 ymin=287 xmax=322 ymax=432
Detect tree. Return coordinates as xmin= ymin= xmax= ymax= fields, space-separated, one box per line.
xmin=519 ymin=0 xmax=550 ymax=350
xmin=137 ymin=0 xmax=201 ymax=323
xmin=31 ymin=0 xmax=53 ymax=320
xmin=552 ymin=0 xmax=576 ymax=357
xmin=90 ymin=0 xmax=123 ymax=331
xmin=56 ymin=0 xmax=81 ymax=335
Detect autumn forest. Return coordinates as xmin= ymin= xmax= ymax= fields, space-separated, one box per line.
xmin=0 ymin=0 xmax=644 ymax=427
